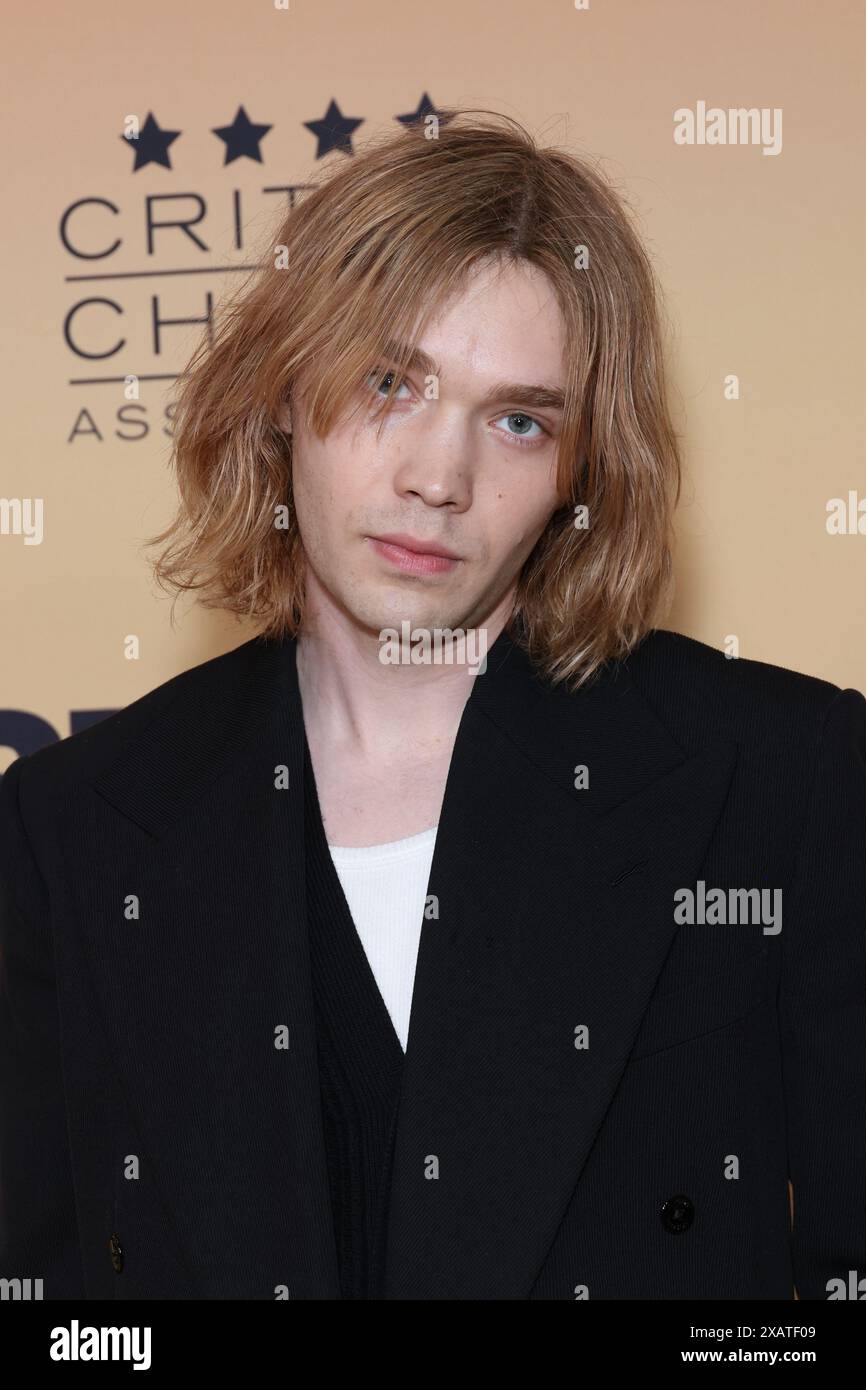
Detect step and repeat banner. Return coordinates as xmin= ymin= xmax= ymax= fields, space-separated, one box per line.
xmin=2 ymin=0 xmax=864 ymax=764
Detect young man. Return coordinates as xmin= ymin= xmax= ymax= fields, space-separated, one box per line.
xmin=1 ymin=112 xmax=864 ymax=1302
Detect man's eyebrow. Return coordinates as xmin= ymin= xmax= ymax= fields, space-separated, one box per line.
xmin=377 ymin=341 xmax=566 ymax=413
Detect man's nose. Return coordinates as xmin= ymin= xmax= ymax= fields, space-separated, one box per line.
xmin=390 ymin=411 xmax=475 ymax=509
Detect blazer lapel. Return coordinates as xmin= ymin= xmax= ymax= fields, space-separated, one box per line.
xmin=382 ymin=630 xmax=738 ymax=1299
xmin=69 ymin=634 xmax=341 ymax=1298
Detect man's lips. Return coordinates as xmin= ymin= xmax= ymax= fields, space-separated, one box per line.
xmin=366 ymin=533 xmax=461 ymax=575
xmin=370 ymin=532 xmax=459 ymax=559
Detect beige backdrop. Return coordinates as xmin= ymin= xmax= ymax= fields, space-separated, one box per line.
xmin=3 ymin=0 xmax=864 ymax=764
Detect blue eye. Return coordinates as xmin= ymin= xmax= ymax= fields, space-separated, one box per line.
xmin=495 ymin=412 xmax=545 ymax=443
xmin=366 ymin=368 xmax=411 ymax=400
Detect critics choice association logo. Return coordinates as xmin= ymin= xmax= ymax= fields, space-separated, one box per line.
xmin=60 ymin=95 xmax=451 ymax=446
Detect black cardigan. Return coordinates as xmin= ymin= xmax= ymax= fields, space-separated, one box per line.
xmin=302 ymin=732 xmax=404 ymax=1299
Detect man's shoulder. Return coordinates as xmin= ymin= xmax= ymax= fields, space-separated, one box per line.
xmin=623 ymin=627 xmax=850 ymax=750
xmin=10 ymin=631 xmax=273 ymax=796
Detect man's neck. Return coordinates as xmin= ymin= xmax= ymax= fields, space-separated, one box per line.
xmin=295 ymin=593 xmax=513 ymax=766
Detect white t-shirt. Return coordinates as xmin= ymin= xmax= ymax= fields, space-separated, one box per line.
xmin=327 ymin=826 xmax=438 ymax=1052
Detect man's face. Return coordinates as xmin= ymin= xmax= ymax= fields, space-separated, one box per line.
xmin=287 ymin=255 xmax=567 ymax=641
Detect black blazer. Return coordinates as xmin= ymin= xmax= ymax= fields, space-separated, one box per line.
xmin=1 ymin=626 xmax=864 ymax=1300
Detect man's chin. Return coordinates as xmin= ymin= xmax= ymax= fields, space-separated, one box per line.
xmin=348 ymin=600 xmax=483 ymax=643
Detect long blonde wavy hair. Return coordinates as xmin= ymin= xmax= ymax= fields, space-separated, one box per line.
xmin=145 ymin=108 xmax=682 ymax=689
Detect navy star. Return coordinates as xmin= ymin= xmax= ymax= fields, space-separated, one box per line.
xmin=120 ymin=111 xmax=181 ymax=171
xmin=303 ymin=99 xmax=364 ymax=158
xmin=212 ymin=105 xmax=273 ymax=165
xmin=395 ymin=93 xmax=452 ymax=129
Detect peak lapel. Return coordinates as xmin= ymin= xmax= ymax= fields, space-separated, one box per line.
xmin=383 ymin=630 xmax=737 ymax=1299
xmin=71 ymin=635 xmax=341 ymax=1298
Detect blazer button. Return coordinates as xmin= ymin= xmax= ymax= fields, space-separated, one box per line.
xmin=660 ymin=1194 xmax=694 ymax=1233
xmin=108 ymin=1232 xmax=124 ymax=1273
